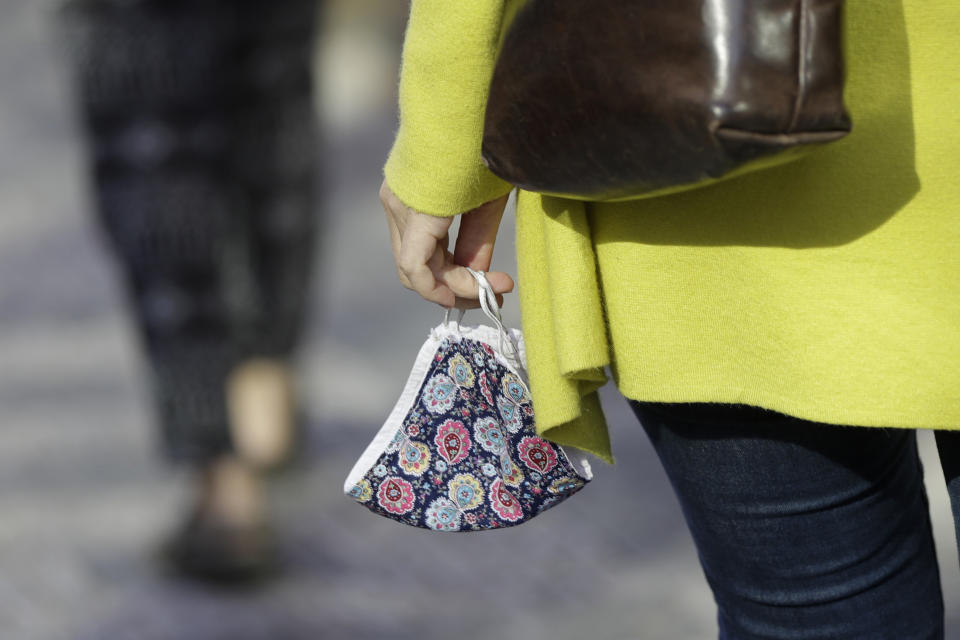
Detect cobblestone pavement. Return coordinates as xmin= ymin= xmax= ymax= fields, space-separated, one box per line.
xmin=1 ymin=2 xmax=958 ymax=639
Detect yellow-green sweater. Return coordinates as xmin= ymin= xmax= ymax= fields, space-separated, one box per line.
xmin=384 ymin=0 xmax=960 ymax=464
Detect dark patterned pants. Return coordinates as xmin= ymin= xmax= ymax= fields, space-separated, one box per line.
xmin=61 ymin=0 xmax=319 ymax=462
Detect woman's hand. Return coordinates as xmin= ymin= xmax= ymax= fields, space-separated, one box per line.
xmin=380 ymin=180 xmax=513 ymax=309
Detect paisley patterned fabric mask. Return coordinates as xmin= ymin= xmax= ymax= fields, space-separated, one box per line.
xmin=344 ymin=269 xmax=592 ymax=532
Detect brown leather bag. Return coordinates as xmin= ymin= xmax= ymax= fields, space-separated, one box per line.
xmin=482 ymin=0 xmax=852 ymax=201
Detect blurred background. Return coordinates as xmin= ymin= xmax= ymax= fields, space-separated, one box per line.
xmin=0 ymin=0 xmax=958 ymax=638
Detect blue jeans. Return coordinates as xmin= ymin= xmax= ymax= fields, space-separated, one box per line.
xmin=630 ymin=401 xmax=945 ymax=639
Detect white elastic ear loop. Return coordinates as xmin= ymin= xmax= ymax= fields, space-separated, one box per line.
xmin=465 ymin=268 xmax=522 ymax=364
xmin=443 ymin=307 xmax=466 ymax=335
xmin=464 ymin=268 xmax=504 ymax=334
xmin=467 ymin=269 xmax=502 ymax=326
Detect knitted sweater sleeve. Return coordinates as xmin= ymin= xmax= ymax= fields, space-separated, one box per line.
xmin=383 ymin=0 xmax=513 ymax=217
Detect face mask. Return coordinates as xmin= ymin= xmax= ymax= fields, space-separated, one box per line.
xmin=344 ymin=269 xmax=592 ymax=531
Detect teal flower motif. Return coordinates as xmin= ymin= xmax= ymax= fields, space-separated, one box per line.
xmin=448 ymin=353 xmax=475 ymax=387
xmin=425 ymin=497 xmax=462 ymax=531
xmin=422 ymin=374 xmax=456 ymax=414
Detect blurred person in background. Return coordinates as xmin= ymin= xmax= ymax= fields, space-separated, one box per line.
xmin=60 ymin=0 xmax=319 ymax=581
xmin=381 ymin=1 xmax=959 ymax=637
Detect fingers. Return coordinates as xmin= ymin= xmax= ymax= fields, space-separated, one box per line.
xmin=401 ymin=242 xmax=512 ymax=310
xmin=397 ymin=209 xmax=456 ymax=307
xmin=384 ymin=210 xmax=409 ymax=287
xmin=436 ymin=264 xmax=513 ymax=311
xmin=449 ymin=193 xmax=514 ymax=304
xmin=439 ymin=264 xmax=486 ymax=300
xmin=384 ymin=180 xmax=452 ymax=297
xmin=481 ymin=270 xmax=515 ymax=295
xmin=452 ymin=293 xmax=504 ymax=310
xmin=382 ymin=180 xmax=515 ymax=309
xmin=405 ymin=249 xmax=456 ymax=307
xmin=453 ymin=193 xmax=509 ymax=270
xmin=381 ymin=181 xmax=409 ymax=287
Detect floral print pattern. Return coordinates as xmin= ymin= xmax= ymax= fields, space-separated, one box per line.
xmin=399 ymin=440 xmax=431 ymax=477
xmin=449 ymin=474 xmax=484 ymax=511
xmin=348 ymin=479 xmax=373 ymax=503
xmin=435 ymin=420 xmax=471 ymax=465
xmin=448 ymin=353 xmax=475 ymax=388
xmin=422 ymin=373 xmax=457 ymax=414
xmin=501 ymin=373 xmax=527 ymax=404
xmin=385 ymin=429 xmax=405 ymax=454
xmin=425 ymin=497 xmax=462 ymax=531
xmin=478 ymin=372 xmax=495 ymax=406
xmin=489 ymin=478 xmax=524 ymax=522
xmin=549 ymin=476 xmax=582 ymax=495
xmin=474 ymin=416 xmax=507 ymax=454
xmin=501 ymin=456 xmax=525 ymax=488
xmin=376 ymin=477 xmax=415 ymax=515
xmin=350 ymin=335 xmax=589 ymax=531
xmin=497 ymin=394 xmax=524 ymax=434
xmin=518 ymin=436 xmax=559 ymax=474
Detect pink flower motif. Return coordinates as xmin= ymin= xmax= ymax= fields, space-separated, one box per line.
xmin=435 ymin=420 xmax=471 ymax=465
xmin=490 ymin=478 xmax=524 ymax=522
xmin=518 ymin=436 xmax=559 ymax=474
xmin=478 ymin=373 xmax=495 ymax=407
xmin=406 ymin=424 xmax=421 ymax=437
xmin=376 ymin=477 xmax=415 ymax=515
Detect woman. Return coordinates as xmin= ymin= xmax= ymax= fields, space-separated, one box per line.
xmin=62 ymin=0 xmax=319 ymax=580
xmin=380 ymin=0 xmax=960 ymax=636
